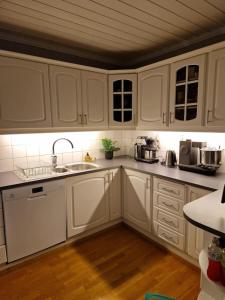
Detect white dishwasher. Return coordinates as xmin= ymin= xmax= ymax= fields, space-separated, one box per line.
xmin=2 ymin=180 xmax=66 ymax=262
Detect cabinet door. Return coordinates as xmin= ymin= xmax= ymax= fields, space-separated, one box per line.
xmin=66 ymin=171 xmax=110 ymax=237
xmin=138 ymin=65 xmax=169 ymax=127
xmin=123 ymin=169 xmax=151 ymax=231
xmin=49 ymin=65 xmax=82 ymax=127
xmin=0 ymin=56 xmax=51 ymax=128
xmin=109 ymin=168 xmax=121 ymax=220
xmin=206 ymin=48 xmax=225 ymax=127
xmin=109 ymin=74 xmax=137 ymax=127
xmin=187 ymin=186 xmax=211 ymax=259
xmin=169 ymin=55 xmax=205 ymax=127
xmin=82 ymin=71 xmax=108 ymax=127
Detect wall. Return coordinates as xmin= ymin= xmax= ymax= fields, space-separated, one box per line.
xmin=0 ymin=131 xmax=124 ymax=172
xmin=123 ymin=130 xmax=225 ymax=173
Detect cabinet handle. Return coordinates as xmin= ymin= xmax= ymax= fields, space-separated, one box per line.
xmin=170 ymin=112 xmax=174 ymax=124
xmin=84 ymin=114 xmax=87 ymax=125
xmin=79 ymin=114 xmax=83 ymax=124
xmin=161 ymin=232 xmax=176 ymax=243
xmin=146 ymin=178 xmax=150 ymax=189
xmin=162 ymin=217 xmax=177 ymax=228
xmin=207 ymin=110 xmax=213 ymax=123
xmin=162 ymin=112 xmax=166 ymax=124
xmin=162 ymin=201 xmax=177 ymax=210
xmin=110 ymin=172 xmax=113 ymax=182
xmin=162 ymin=187 xmax=176 ymax=194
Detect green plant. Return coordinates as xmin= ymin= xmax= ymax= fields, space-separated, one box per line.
xmin=101 ymin=138 xmax=120 ymax=152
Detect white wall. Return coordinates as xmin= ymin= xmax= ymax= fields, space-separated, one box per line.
xmin=122 ymin=130 xmax=225 ymax=172
xmin=0 ymin=131 xmax=124 ymax=172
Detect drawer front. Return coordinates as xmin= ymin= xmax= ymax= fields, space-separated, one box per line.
xmin=0 ymin=210 xmax=3 ymax=227
xmin=154 ymin=177 xmax=185 ymax=200
xmin=153 ymin=222 xmax=185 ymax=250
xmin=0 ymin=227 xmax=5 ymax=245
xmin=153 ymin=206 xmax=185 ymax=234
xmin=153 ymin=192 xmax=184 ymax=216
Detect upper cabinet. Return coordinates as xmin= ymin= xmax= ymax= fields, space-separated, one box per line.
xmin=50 ymin=66 xmax=108 ymax=128
xmin=169 ymin=55 xmax=206 ymax=127
xmin=0 ymin=56 xmax=52 ymax=128
xmin=49 ymin=66 xmax=82 ymax=127
xmin=206 ymin=48 xmax=225 ymax=128
xmin=109 ymin=74 xmax=137 ymax=127
xmin=81 ymin=71 xmax=108 ymax=127
xmin=138 ymin=65 xmax=169 ymax=127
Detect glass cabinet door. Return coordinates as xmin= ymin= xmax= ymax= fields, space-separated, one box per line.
xmin=174 ymin=65 xmax=199 ymax=122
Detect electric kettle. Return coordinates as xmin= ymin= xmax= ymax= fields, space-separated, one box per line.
xmin=165 ymin=150 xmax=177 ymax=167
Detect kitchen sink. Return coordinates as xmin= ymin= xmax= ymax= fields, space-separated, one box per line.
xmin=52 ymin=167 xmax=69 ymax=173
xmin=65 ymin=163 xmax=99 ymax=171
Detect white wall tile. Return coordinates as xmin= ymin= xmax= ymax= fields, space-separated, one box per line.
xmin=12 ymin=145 xmax=27 ymax=158
xmin=0 ymin=146 xmax=13 ymax=159
xmin=0 ymin=159 xmax=13 ymax=172
xmin=0 ymin=135 xmax=11 ymax=147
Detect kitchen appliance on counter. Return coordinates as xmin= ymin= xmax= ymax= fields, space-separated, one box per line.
xmin=165 ymin=150 xmax=177 ymax=167
xmin=178 ymin=139 xmax=222 ymax=175
xmin=134 ymin=136 xmax=159 ymax=164
xmin=2 ymin=180 xmax=66 ymax=262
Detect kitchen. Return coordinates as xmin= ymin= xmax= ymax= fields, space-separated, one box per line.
xmin=1 ymin=1 xmax=225 ymax=300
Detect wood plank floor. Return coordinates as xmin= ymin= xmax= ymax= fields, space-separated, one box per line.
xmin=0 ymin=225 xmax=200 ymax=300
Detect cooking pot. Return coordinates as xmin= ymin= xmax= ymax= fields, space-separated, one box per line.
xmin=200 ymin=147 xmax=223 ymax=167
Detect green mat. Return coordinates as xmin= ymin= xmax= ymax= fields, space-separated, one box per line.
xmin=145 ymin=293 xmax=176 ymax=300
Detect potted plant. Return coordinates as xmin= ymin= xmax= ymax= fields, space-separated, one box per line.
xmin=101 ymin=138 xmax=120 ymax=160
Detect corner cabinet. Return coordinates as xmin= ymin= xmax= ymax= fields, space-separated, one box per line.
xmin=206 ymin=47 xmax=225 ymax=128
xmin=50 ymin=66 xmax=108 ymax=128
xmin=138 ymin=65 xmax=169 ymax=128
xmin=169 ymin=55 xmax=206 ymax=127
xmin=186 ymin=186 xmax=211 ymax=260
xmin=109 ymin=74 xmax=137 ymax=127
xmin=0 ymin=56 xmax=52 ymax=128
xmin=123 ymin=169 xmax=151 ymax=232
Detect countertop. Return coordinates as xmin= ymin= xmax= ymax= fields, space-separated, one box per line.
xmin=1 ymin=156 xmax=225 ymax=190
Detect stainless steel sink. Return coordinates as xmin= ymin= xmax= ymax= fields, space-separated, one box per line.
xmin=65 ymin=163 xmax=98 ymax=171
xmin=52 ymin=167 xmax=69 ymax=173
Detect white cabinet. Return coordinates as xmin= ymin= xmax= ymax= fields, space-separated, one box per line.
xmin=109 ymin=74 xmax=137 ymax=127
xmin=49 ymin=65 xmax=82 ymax=127
xmin=50 ymin=66 xmax=108 ymax=128
xmin=169 ymin=55 xmax=206 ymax=127
xmin=187 ymin=186 xmax=211 ymax=259
xmin=0 ymin=56 xmax=52 ymax=128
xmin=206 ymin=47 xmax=225 ymax=127
xmin=109 ymin=168 xmax=121 ymax=220
xmin=81 ymin=71 xmax=108 ymax=127
xmin=138 ymin=65 xmax=169 ymax=127
xmin=123 ymin=169 xmax=151 ymax=231
xmin=0 ymin=194 xmax=7 ymax=264
xmin=66 ymin=171 xmax=110 ymax=237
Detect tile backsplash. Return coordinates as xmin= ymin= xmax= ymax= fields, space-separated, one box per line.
xmin=1 ymin=130 xmax=225 ymax=173
xmin=0 ymin=131 xmax=124 ymax=172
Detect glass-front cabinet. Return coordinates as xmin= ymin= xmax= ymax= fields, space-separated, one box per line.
xmin=169 ymin=55 xmax=206 ymax=127
xmin=109 ymin=74 xmax=137 ymax=127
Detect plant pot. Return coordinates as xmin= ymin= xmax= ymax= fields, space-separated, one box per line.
xmin=105 ymin=151 xmax=113 ymax=160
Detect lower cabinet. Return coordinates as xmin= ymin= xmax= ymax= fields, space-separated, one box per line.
xmin=66 ymin=168 xmax=121 ymax=237
xmin=186 ymin=186 xmax=211 ymax=259
xmin=123 ymin=169 xmax=151 ymax=232
xmin=0 ymin=195 xmax=7 ymax=264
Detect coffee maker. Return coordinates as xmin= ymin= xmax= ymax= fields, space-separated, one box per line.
xmin=178 ymin=139 xmax=219 ymax=175
xmin=134 ymin=136 xmax=159 ymax=164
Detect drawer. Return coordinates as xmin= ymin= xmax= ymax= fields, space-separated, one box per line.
xmin=154 ymin=177 xmax=185 ymax=201
xmin=0 ymin=245 xmax=7 ymax=264
xmin=153 ymin=192 xmax=184 ymax=216
xmin=153 ymin=221 xmax=185 ymax=251
xmin=153 ymin=206 xmax=185 ymax=234
xmin=0 ymin=210 xmax=3 ymax=227
xmin=0 ymin=227 xmax=5 ymax=245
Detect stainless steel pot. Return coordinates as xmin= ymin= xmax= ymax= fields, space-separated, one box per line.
xmin=200 ymin=147 xmax=223 ymax=167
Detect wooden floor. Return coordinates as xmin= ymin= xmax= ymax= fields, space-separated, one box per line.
xmin=0 ymin=225 xmax=200 ymax=300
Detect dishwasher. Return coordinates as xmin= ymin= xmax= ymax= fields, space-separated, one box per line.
xmin=2 ymin=180 xmax=66 ymax=262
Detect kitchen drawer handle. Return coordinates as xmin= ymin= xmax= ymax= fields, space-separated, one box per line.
xmin=162 ymin=112 xmax=166 ymax=124
xmin=162 ymin=187 xmax=177 ymax=194
xmin=84 ymin=114 xmax=87 ymax=125
xmin=162 ymin=201 xmax=177 ymax=210
xmin=170 ymin=112 xmax=174 ymax=124
xmin=162 ymin=217 xmax=177 ymax=228
xmin=79 ymin=114 xmax=83 ymax=124
xmin=146 ymin=178 xmax=150 ymax=189
xmin=161 ymin=232 xmax=176 ymax=243
xmin=207 ymin=110 xmax=213 ymax=123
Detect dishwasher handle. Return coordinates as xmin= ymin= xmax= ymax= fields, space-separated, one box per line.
xmin=27 ymin=193 xmax=47 ymax=200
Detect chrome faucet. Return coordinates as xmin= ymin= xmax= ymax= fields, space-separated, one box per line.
xmin=51 ymin=138 xmax=74 ymax=168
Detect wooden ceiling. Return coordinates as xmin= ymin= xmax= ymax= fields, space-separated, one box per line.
xmin=1 ymin=0 xmax=225 ymax=68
